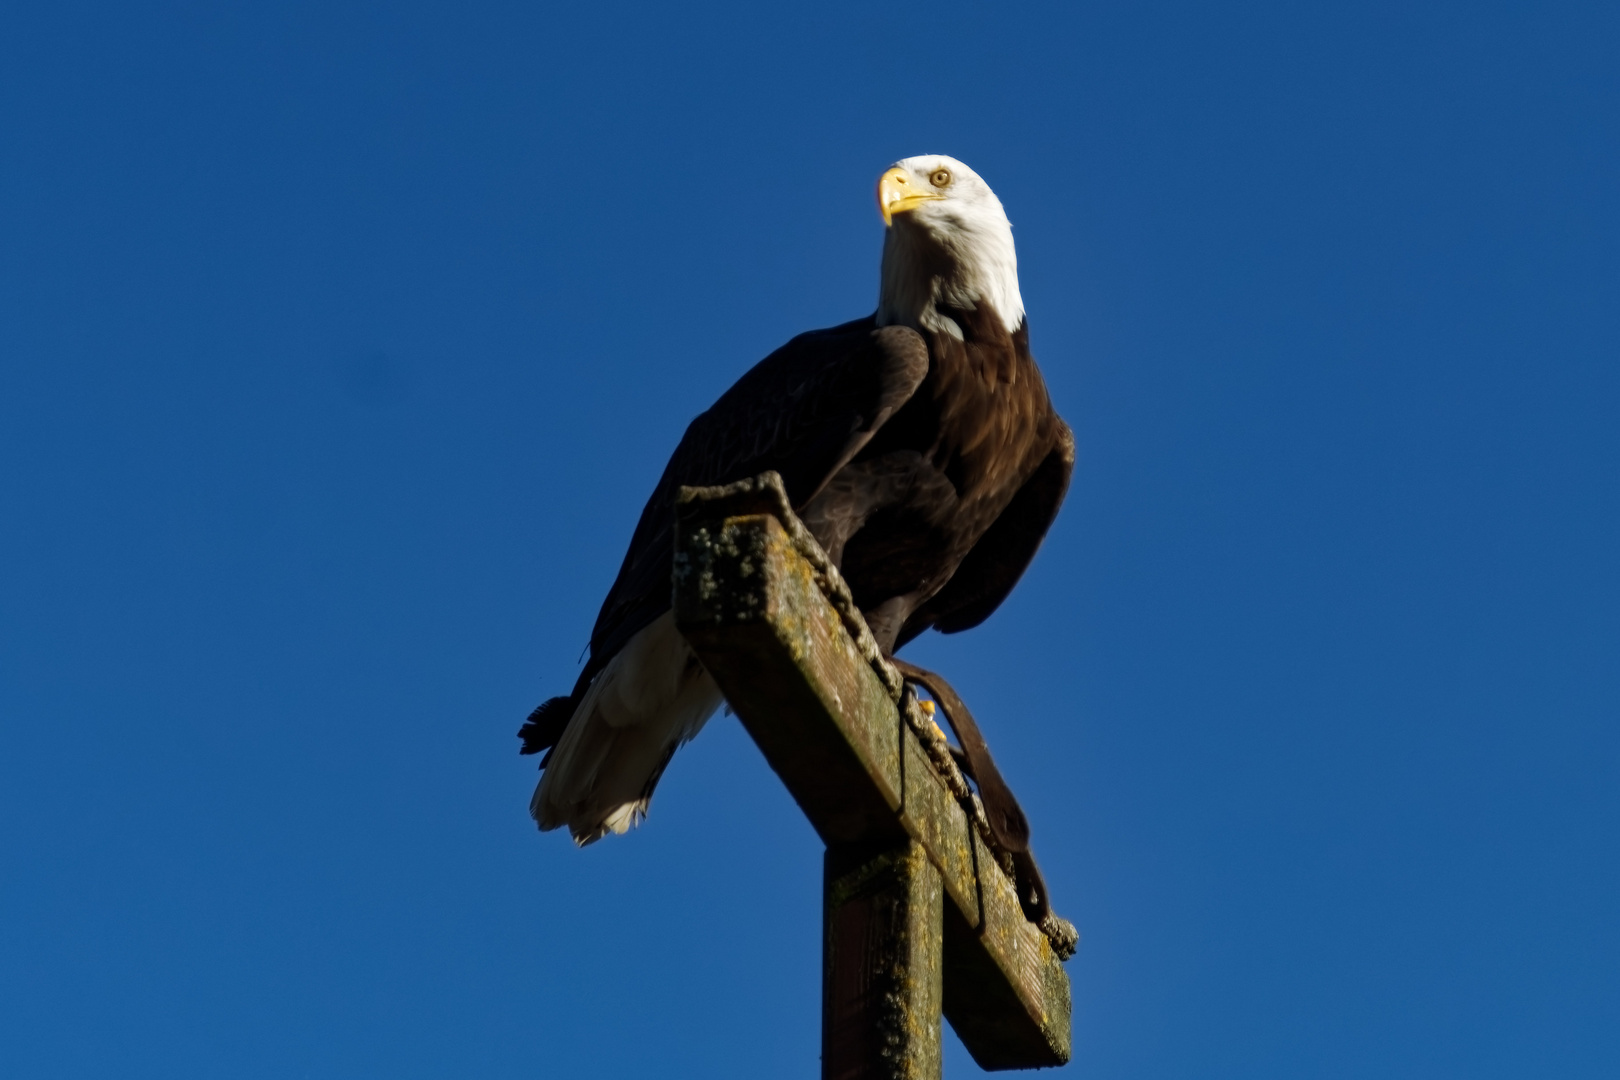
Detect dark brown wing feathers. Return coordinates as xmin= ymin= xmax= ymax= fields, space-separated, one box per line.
xmin=588 ymin=321 xmax=928 ymax=665
xmin=520 ymin=320 xmax=930 ymax=756
xmin=522 ymin=304 xmax=1072 ymax=760
xmin=902 ymin=420 xmax=1074 ymax=644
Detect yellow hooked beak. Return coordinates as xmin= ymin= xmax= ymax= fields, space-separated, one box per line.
xmin=877 ymin=166 xmax=943 ymax=226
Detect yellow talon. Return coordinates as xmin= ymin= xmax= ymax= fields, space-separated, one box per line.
xmin=918 ymin=699 xmax=948 ymax=742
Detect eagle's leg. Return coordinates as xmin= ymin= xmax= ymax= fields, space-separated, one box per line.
xmin=887 ymin=658 xmax=1029 ymax=850
xmin=860 ymin=594 xmax=920 ymax=657
xmin=888 ymin=657 xmax=1052 ymax=926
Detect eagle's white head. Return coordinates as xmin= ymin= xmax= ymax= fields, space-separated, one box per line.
xmin=875 ymin=155 xmax=1025 ymax=340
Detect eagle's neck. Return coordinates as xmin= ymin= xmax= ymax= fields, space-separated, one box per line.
xmin=876 ymin=215 xmax=1025 ymax=340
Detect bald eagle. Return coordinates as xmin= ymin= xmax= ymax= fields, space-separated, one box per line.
xmin=523 ymin=156 xmax=1074 ymax=845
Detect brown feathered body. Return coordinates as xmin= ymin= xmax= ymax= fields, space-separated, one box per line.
xmin=800 ymin=306 xmax=1066 ymax=653
xmin=523 ymin=155 xmax=1074 ymax=843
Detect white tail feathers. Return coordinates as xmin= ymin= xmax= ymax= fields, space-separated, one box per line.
xmin=531 ymin=611 xmax=723 ymax=845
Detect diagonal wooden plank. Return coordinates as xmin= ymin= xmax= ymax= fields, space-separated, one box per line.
xmin=673 ymin=495 xmax=1072 ymax=1071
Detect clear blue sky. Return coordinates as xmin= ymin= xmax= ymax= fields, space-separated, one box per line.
xmin=2 ymin=2 xmax=1616 ymax=1076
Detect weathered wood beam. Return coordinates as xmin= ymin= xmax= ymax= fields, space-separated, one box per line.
xmin=674 ymin=489 xmax=1072 ymax=1071
xmin=824 ymin=839 xmax=944 ymax=1080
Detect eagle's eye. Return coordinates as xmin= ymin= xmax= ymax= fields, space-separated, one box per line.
xmin=929 ymin=168 xmax=952 ymax=188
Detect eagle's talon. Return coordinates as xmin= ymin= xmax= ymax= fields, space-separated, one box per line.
xmin=918 ymin=699 xmax=950 ymax=744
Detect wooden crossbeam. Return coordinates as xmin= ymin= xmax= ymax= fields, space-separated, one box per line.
xmin=673 ymin=485 xmax=1072 ymax=1075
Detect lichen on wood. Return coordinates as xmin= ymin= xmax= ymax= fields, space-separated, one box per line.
xmin=673 ymin=475 xmax=1074 ymax=1072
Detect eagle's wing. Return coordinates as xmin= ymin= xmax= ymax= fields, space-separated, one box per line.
xmin=898 ymin=419 xmax=1075 ymax=648
xmin=586 ymin=318 xmax=930 ymax=685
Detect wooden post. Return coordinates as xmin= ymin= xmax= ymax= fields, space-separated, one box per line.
xmin=824 ymin=840 xmax=944 ymax=1080
xmin=673 ymin=476 xmax=1073 ymax=1073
